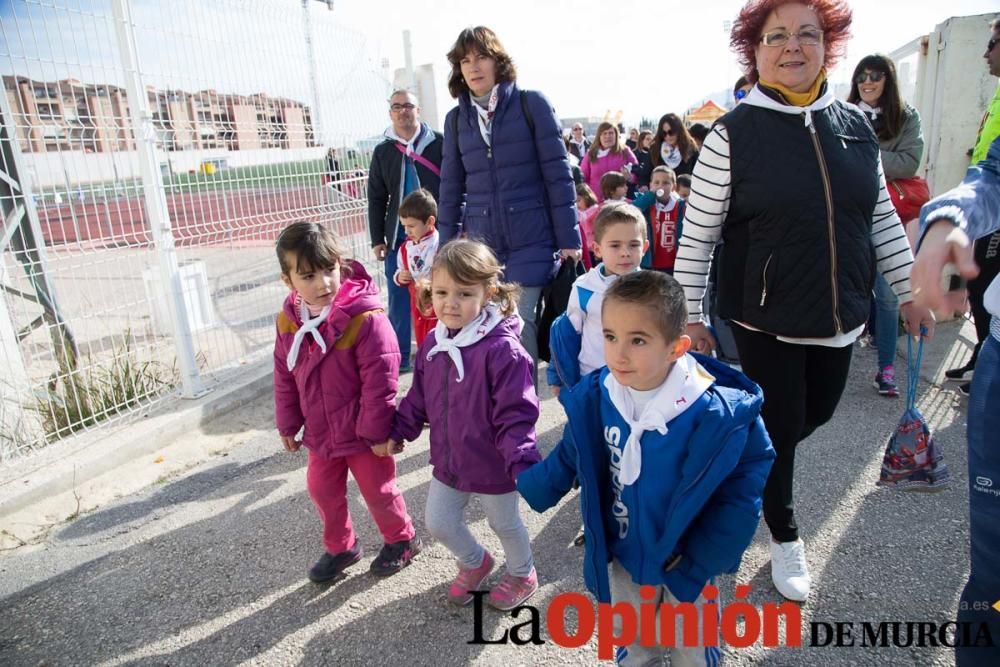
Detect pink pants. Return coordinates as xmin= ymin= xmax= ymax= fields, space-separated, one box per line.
xmin=306 ymin=449 xmax=415 ymax=554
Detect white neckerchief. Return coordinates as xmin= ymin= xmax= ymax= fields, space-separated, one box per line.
xmin=384 ymin=124 xmax=422 ymax=154
xmin=741 ymin=84 xmax=837 ymax=129
xmin=857 ymin=100 xmax=882 ymax=121
xmin=472 ymin=85 xmax=499 ymax=146
xmin=661 ymin=142 xmax=681 ymax=169
xmin=655 ymin=192 xmax=679 ymax=214
xmin=604 ymin=354 xmax=715 ymax=486
xmin=596 ymin=147 xmax=611 ymax=158
xmin=287 ymin=300 xmax=332 ymax=371
xmin=426 ymin=302 xmax=509 ymax=381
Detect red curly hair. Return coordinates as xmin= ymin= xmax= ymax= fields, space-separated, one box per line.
xmin=730 ymin=0 xmax=852 ymax=82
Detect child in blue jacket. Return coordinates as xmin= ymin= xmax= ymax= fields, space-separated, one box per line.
xmin=518 ymin=270 xmax=774 ymax=666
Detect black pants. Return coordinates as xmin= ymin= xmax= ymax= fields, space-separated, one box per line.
xmin=966 ymin=232 xmax=1000 ymax=368
xmin=732 ymin=326 xmax=854 ymax=543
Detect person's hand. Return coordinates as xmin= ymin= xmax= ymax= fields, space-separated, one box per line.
xmin=560 ymin=248 xmax=582 ymax=262
xmin=397 ymin=269 xmax=412 ymax=285
xmin=550 ymin=384 xmax=561 ymax=399
xmin=899 ymin=301 xmax=936 ymax=340
xmin=371 ymin=441 xmax=394 ymax=457
xmin=910 ymin=220 xmax=979 ymax=312
xmin=281 ymin=435 xmax=301 ymax=452
xmin=390 ymin=439 xmax=405 ymax=454
xmin=372 ymin=244 xmax=388 ymax=261
xmin=686 ymin=322 xmax=716 ymax=354
xmin=620 ymin=164 xmax=632 ymax=177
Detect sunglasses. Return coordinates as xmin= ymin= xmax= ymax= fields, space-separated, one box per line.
xmin=735 ymin=89 xmax=749 ymax=101
xmin=854 ymin=70 xmax=886 ymax=85
xmin=759 ymin=28 xmax=823 ymax=47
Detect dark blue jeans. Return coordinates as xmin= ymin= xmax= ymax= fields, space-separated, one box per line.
xmin=956 ymin=333 xmax=1000 ymax=665
xmin=383 ymin=246 xmax=412 ymax=369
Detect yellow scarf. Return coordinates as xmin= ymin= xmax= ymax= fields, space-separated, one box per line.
xmin=759 ymin=69 xmax=827 ymax=107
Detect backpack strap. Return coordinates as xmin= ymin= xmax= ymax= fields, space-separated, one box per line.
xmin=520 ymin=90 xmax=535 ymax=137
xmin=334 ymin=310 xmax=381 ymax=350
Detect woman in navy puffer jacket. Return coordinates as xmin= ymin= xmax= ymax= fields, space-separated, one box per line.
xmin=438 ymin=26 xmax=581 ymax=381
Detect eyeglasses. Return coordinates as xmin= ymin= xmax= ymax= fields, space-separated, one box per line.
xmin=665 ymin=129 xmax=675 ymax=136
xmin=390 ymin=103 xmax=416 ymax=112
xmin=759 ymin=28 xmax=823 ymax=47
xmin=988 ymin=37 xmax=999 ymax=52
xmin=854 ymin=70 xmax=886 ymax=85
xmin=572 ymin=127 xmax=583 ymax=131
xmin=735 ymin=89 xmax=749 ymax=101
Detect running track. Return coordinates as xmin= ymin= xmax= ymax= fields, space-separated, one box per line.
xmin=34 ymin=185 xmax=368 ymax=250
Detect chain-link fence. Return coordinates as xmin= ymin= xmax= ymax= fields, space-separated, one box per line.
xmin=0 ymin=0 xmax=394 ymax=463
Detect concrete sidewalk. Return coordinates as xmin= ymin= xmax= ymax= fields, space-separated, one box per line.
xmin=0 ymin=317 xmax=981 ymax=665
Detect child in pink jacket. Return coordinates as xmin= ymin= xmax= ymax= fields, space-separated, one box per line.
xmin=274 ymin=221 xmax=419 ymax=583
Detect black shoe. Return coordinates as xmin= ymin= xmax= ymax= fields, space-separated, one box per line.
xmin=958 ymin=382 xmax=971 ymax=397
xmin=309 ymin=540 xmax=363 ymax=583
xmin=945 ymin=363 xmax=973 ymax=381
xmin=369 ymin=536 xmax=422 ymax=577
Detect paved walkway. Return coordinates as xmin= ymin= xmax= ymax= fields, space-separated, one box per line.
xmin=0 ymin=319 xmax=979 ymax=666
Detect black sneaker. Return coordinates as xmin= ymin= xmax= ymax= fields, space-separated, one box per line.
xmin=369 ymin=536 xmax=423 ymax=577
xmin=945 ymin=363 xmax=973 ymax=381
xmin=308 ymin=540 xmax=363 ymax=583
xmin=958 ymin=382 xmax=971 ymax=397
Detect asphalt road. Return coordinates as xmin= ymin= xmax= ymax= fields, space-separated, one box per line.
xmin=0 ymin=335 xmax=976 ymax=666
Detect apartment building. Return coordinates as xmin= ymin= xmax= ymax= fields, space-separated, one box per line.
xmin=2 ymin=75 xmax=314 ymax=155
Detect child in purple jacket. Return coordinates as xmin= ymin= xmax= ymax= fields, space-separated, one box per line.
xmin=382 ymin=239 xmax=542 ymax=611
xmin=273 ymin=221 xmax=419 ymax=584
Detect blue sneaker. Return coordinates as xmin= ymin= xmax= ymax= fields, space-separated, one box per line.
xmin=874 ymin=365 xmax=899 ymax=398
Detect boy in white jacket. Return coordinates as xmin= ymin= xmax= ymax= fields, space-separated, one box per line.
xmin=547 ymin=202 xmax=649 ymax=396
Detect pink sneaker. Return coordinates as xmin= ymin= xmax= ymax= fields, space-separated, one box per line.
xmin=488 ymin=568 xmax=539 ymax=611
xmin=448 ymin=551 xmax=495 ymax=606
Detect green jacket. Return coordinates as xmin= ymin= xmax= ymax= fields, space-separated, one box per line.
xmin=972 ymin=84 xmax=1000 ymax=165
xmin=880 ymin=105 xmax=924 ymax=180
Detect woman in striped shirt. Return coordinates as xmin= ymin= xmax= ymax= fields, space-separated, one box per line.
xmin=673 ymin=0 xmax=934 ymax=604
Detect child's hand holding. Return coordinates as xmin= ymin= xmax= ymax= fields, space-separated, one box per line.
xmin=281 ymin=435 xmax=301 ymax=452
xmin=398 ymin=270 xmax=413 ymax=285
xmin=372 ymin=439 xmax=404 ymax=457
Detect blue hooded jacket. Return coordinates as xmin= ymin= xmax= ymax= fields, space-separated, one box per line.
xmin=518 ymin=354 xmax=774 ymax=604
xmin=437 ymin=81 xmax=580 ymax=287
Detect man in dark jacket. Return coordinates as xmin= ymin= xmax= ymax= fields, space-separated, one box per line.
xmin=367 ymin=90 xmax=443 ymax=370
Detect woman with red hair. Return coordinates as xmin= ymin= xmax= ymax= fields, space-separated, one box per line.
xmin=674 ymin=0 xmax=934 ymax=603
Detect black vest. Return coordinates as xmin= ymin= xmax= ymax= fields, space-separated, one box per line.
xmin=717 ymin=99 xmax=880 ymax=337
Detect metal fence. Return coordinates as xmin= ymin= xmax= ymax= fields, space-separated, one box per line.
xmin=0 ymin=0 xmax=394 ymax=463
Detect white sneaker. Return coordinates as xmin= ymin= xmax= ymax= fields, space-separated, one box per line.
xmin=770 ymin=538 xmax=811 ymax=601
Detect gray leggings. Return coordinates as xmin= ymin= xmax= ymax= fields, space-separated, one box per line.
xmin=425 ymin=477 xmax=534 ymax=577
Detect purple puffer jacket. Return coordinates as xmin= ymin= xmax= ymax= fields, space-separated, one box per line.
xmin=273 ymin=261 xmax=400 ymax=459
xmin=390 ymin=315 xmax=541 ymax=494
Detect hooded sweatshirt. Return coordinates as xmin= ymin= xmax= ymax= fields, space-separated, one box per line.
xmin=391 ymin=311 xmax=542 ymax=494
xmin=273 ymin=261 xmax=401 ymax=459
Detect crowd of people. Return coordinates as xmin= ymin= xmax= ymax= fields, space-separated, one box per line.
xmin=278 ymin=2 xmax=1000 ymax=664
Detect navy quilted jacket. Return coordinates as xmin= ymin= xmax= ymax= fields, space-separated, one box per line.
xmin=437 ymin=81 xmax=580 ymax=287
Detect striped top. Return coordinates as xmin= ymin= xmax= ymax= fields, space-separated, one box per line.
xmin=674 ymin=123 xmax=914 ymax=336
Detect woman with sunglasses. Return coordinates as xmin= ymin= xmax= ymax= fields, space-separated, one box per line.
xmin=674 ymin=0 xmax=934 ymax=603
xmin=437 ymin=27 xmax=580 ymax=386
xmin=847 ymin=54 xmax=925 ymax=400
xmin=637 ymin=113 xmax=699 ymax=189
